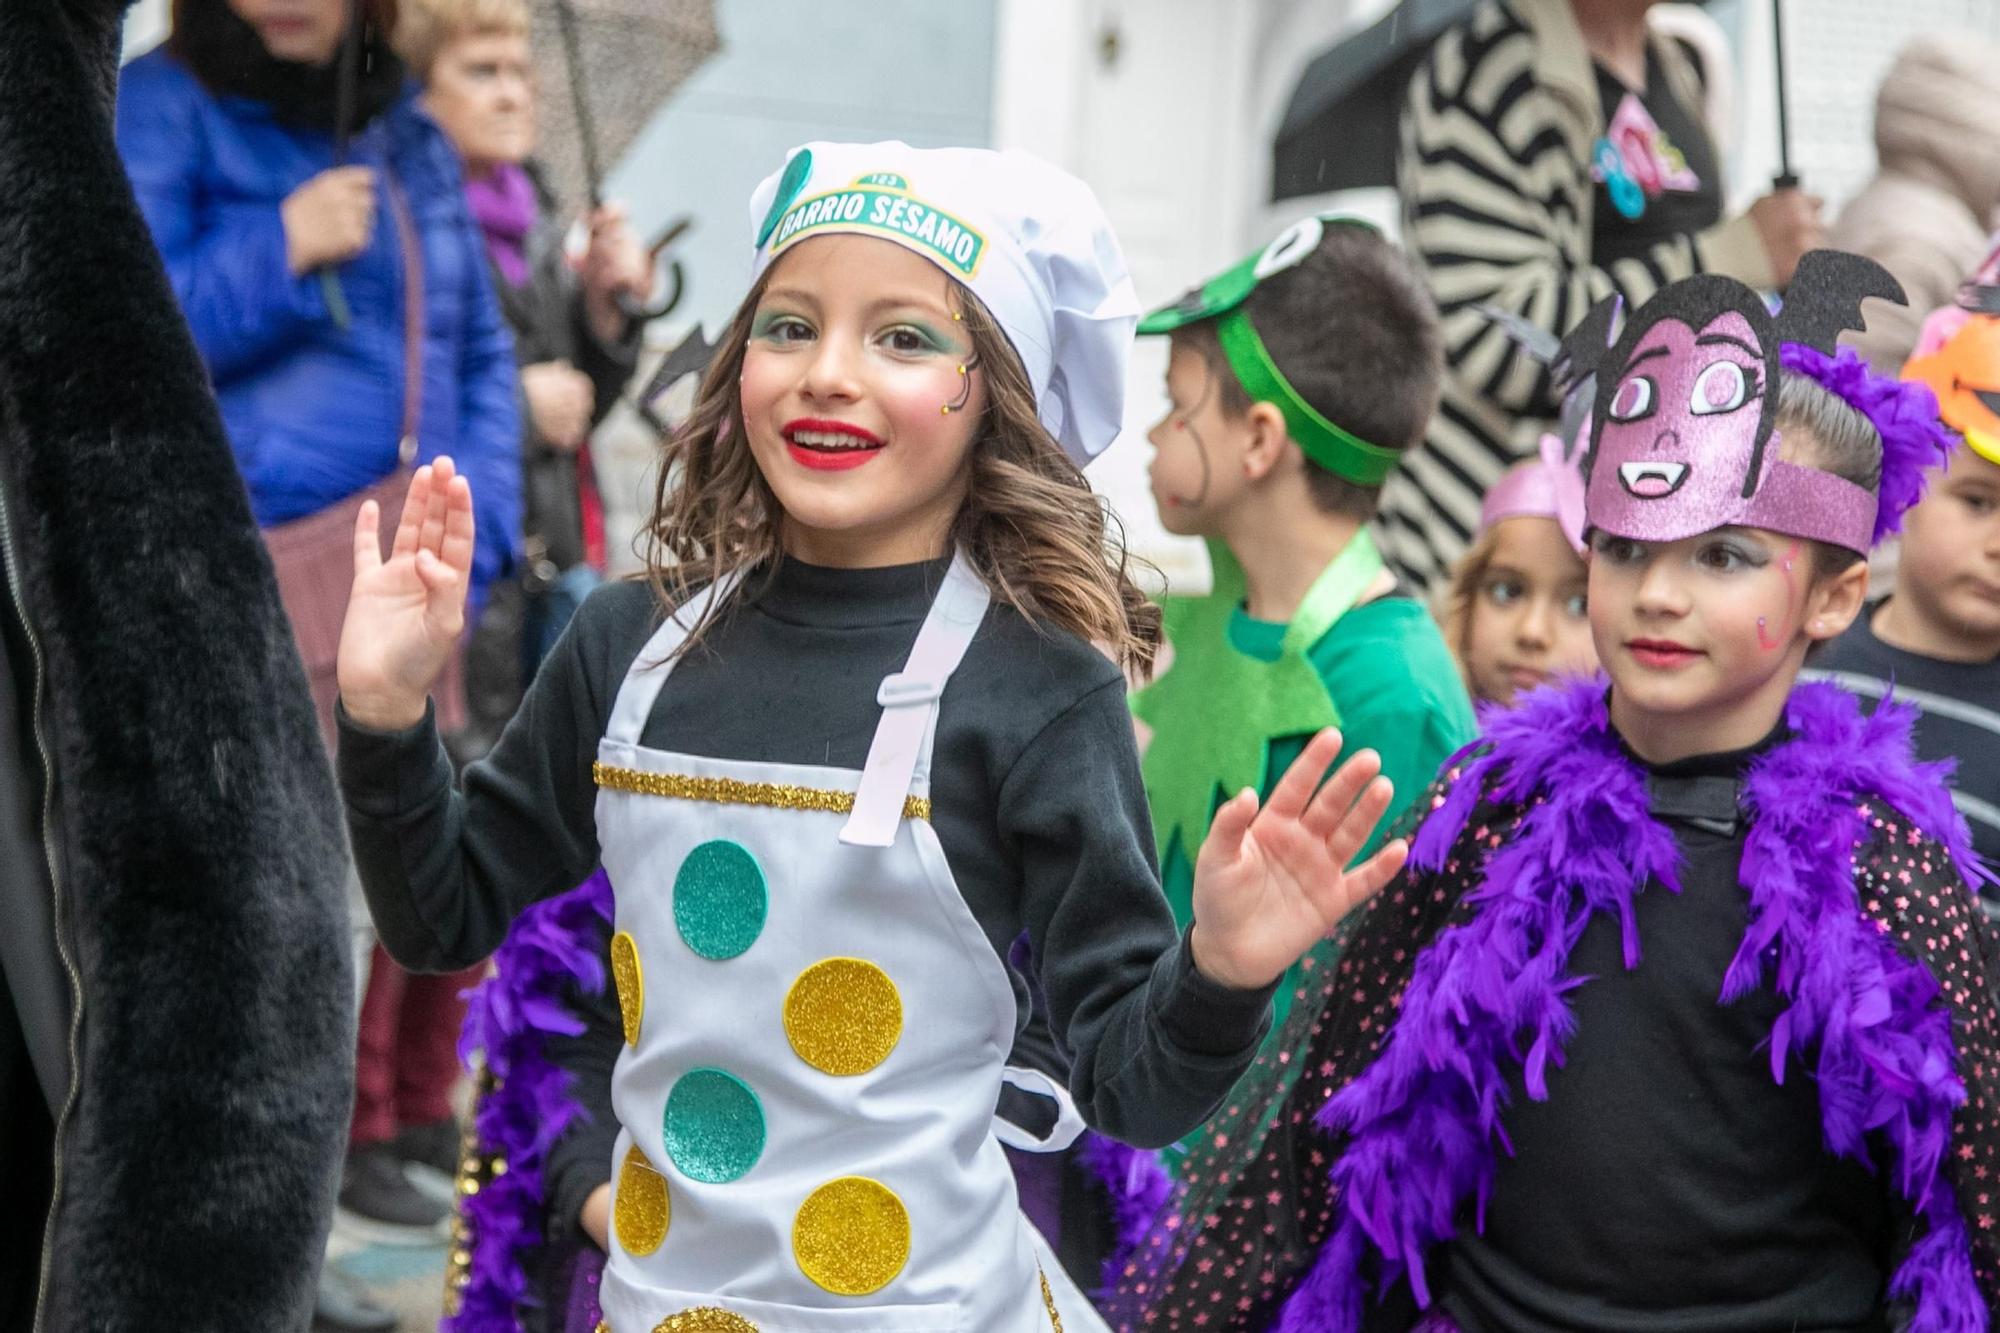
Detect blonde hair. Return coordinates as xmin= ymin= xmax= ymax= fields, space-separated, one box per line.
xmin=1433 ymin=524 xmax=1503 ymax=689
xmin=642 ymin=269 xmax=1162 ymax=674
xmin=394 ymin=0 xmax=529 ymax=79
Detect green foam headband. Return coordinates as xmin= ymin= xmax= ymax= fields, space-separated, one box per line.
xmin=1139 ymin=215 xmax=1399 ymax=486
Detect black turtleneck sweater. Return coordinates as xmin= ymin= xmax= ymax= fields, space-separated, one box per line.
xmin=1437 ymin=726 xmax=1895 ymax=1333
xmin=338 ymin=556 xmax=1277 ymax=1150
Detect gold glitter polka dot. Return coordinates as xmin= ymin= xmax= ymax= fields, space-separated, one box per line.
xmin=614 ymin=1145 xmax=670 ymax=1256
xmin=650 ymin=1309 xmax=758 ymax=1333
xmin=610 ymin=931 xmax=644 ymax=1047
xmin=792 ymin=1176 xmax=910 ymax=1296
xmin=783 ymin=959 xmax=902 ymax=1076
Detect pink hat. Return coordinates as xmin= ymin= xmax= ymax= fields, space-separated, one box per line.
xmin=1479 ymin=429 xmax=1587 ymax=553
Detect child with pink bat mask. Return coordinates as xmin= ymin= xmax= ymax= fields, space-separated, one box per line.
xmin=1107 ymin=253 xmax=2000 ymax=1332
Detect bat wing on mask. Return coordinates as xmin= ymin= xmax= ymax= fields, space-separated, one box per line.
xmin=1776 ymin=251 xmax=1906 ymax=353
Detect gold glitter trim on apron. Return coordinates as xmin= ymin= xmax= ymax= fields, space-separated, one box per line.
xmin=651 ymin=1308 xmax=759 ymax=1332
xmin=594 ymin=763 xmax=930 ymax=823
xmin=1039 ymin=1266 xmax=1064 ymax=1332
xmin=783 ymin=958 xmax=903 ymax=1076
xmin=614 ymin=1144 xmax=671 ymax=1256
xmin=791 ymin=1175 xmax=911 ymax=1296
xmin=611 ymin=931 xmax=644 ymax=1046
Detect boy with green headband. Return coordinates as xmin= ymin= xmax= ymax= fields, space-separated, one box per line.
xmin=1135 ymin=216 xmax=1474 ymax=1053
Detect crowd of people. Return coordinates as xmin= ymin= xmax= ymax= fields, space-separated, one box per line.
xmin=11 ymin=0 xmax=2000 ymax=1330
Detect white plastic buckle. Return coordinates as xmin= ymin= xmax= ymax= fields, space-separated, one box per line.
xmin=876 ymin=672 xmax=944 ymax=708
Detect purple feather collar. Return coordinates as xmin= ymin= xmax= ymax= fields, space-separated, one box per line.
xmin=443 ymin=871 xmax=615 ymax=1333
xmin=1281 ymin=679 xmax=1983 ymax=1331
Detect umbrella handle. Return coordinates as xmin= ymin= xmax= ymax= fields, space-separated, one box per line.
xmin=617 ymin=260 xmax=686 ymax=325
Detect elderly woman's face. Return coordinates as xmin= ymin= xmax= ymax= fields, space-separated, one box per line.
xmin=224 ymin=0 xmax=347 ymax=65
xmin=423 ymin=31 xmax=537 ymax=172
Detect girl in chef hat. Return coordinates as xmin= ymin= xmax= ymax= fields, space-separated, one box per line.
xmin=334 ymin=141 xmax=1407 ymax=1333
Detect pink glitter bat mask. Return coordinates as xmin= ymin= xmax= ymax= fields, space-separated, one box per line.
xmin=1559 ymin=252 xmax=1912 ymax=553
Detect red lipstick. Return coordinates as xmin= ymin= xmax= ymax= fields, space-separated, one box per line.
xmin=782 ymin=418 xmax=884 ymax=472
xmin=1626 ymin=638 xmax=1703 ymax=670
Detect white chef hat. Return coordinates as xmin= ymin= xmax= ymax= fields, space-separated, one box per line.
xmin=746 ymin=140 xmax=1139 ymax=467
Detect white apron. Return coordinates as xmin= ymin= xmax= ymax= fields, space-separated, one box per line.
xmin=592 ymin=555 xmax=1108 ymax=1333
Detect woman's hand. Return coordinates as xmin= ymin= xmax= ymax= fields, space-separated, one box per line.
xmin=578 ymin=203 xmax=650 ymax=343
xmin=337 ymin=458 xmax=475 ymax=731
xmin=580 ymin=1182 xmax=611 ymax=1251
xmin=1187 ymin=729 xmax=1407 ymax=991
xmin=282 ymin=166 xmax=378 ymax=275
xmin=522 ymin=359 xmax=596 ymax=451
xmin=1747 ymin=187 xmax=1826 ymax=289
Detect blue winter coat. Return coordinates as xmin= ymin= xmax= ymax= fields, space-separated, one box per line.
xmin=115 ymin=48 xmax=520 ymax=606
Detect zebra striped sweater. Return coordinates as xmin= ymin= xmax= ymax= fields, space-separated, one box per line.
xmin=1379 ymin=0 xmax=1772 ymax=591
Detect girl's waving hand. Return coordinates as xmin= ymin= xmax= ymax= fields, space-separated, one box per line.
xmin=338 ymin=457 xmax=475 ymax=731
xmin=1189 ymin=728 xmax=1407 ymax=990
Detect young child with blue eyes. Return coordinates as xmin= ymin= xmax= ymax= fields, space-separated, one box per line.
xmin=1437 ymin=442 xmax=1597 ymax=706
xmin=329 ymin=142 xmax=1408 ymax=1333
xmin=1108 ymin=254 xmax=2000 ymax=1331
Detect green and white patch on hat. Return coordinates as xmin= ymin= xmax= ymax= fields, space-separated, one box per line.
xmin=765 ymin=171 xmax=989 ymax=279
xmin=1139 ymin=215 xmax=1402 ymax=487
xmin=745 ymin=140 xmax=1143 ymax=466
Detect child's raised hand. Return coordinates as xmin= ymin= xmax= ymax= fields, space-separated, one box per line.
xmin=1187 ymin=729 xmax=1407 ymax=991
xmin=336 ymin=458 xmax=475 ymax=731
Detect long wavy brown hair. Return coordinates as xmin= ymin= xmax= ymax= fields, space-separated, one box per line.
xmin=1432 ymin=523 xmax=1501 ymax=692
xmin=643 ymin=268 xmax=1162 ymax=674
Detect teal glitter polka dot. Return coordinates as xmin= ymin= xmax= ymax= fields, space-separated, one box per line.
xmin=663 ymin=1067 xmax=765 ymax=1184
xmin=673 ymin=840 xmax=767 ymax=961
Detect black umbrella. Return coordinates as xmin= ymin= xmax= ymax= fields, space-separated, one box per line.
xmin=1271 ymin=0 xmax=1476 ymax=200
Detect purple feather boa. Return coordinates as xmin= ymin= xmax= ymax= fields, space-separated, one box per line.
xmin=1079 ymin=1131 xmax=1174 ymax=1296
xmin=1281 ymin=679 xmax=1985 ymax=1331
xmin=1779 ymin=342 xmax=1959 ymax=546
xmin=442 ymin=871 xmax=615 ymax=1333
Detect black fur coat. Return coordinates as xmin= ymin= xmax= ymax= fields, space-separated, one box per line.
xmin=0 ymin=1 xmax=352 ymax=1328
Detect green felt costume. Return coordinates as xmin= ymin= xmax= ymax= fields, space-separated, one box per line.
xmin=1132 ymin=530 xmax=1383 ymax=873
xmin=1127 ymin=216 xmax=1477 ymax=1166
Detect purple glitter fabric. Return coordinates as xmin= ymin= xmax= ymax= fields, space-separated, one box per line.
xmin=442 ymin=871 xmax=614 ymax=1333
xmin=559 ymin=1246 xmax=605 ymax=1333
xmin=1778 ymin=342 xmax=1960 ymax=546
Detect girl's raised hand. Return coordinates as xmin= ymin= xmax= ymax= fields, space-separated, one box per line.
xmin=336 ymin=458 xmax=475 ymax=731
xmin=1187 ymin=729 xmax=1407 ymax=991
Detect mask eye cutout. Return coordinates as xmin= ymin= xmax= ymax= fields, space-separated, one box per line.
xmin=1608 ymin=375 xmax=1655 ymax=422
xmin=1690 ymin=360 xmax=1754 ymax=416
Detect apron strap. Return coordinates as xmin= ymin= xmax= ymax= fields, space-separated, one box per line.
xmin=604 ymin=573 xmax=741 ymax=746
xmin=992 ymin=1065 xmax=1087 ymax=1153
xmin=840 ymin=551 xmax=991 ymax=847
